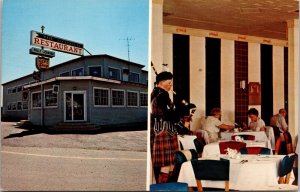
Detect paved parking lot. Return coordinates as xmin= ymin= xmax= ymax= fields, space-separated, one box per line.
xmin=1 ymin=122 xmax=148 ymax=191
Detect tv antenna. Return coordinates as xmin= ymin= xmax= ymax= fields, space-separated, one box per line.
xmin=119 ymin=37 xmax=134 ymax=61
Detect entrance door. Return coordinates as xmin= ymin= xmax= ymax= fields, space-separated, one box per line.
xmin=64 ymin=91 xmax=86 ymax=122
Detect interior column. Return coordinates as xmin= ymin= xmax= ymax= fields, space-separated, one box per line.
xmin=287 ymin=19 xmax=299 ymax=145
xmin=190 ymin=36 xmax=206 ymax=131
xmin=221 ymin=39 xmax=235 ymax=124
xmin=272 ymin=46 xmax=284 ymax=114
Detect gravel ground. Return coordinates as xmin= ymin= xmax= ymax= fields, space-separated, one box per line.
xmin=1 ymin=122 xmax=148 ymax=152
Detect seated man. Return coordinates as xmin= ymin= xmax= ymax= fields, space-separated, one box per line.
xmin=203 ymin=108 xmax=234 ymax=143
xmin=246 ymin=108 xmax=266 ymax=131
xmin=270 ymin=108 xmax=288 ymax=135
xmin=270 ymin=108 xmax=292 ymax=154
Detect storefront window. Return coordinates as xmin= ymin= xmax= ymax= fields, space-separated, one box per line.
xmin=32 ymin=92 xmax=41 ymax=108
xmin=45 ymin=90 xmax=58 ymax=107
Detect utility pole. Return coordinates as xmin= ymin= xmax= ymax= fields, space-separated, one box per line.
xmin=120 ymin=37 xmax=134 ymax=61
xmin=40 ymin=25 xmax=45 ymax=127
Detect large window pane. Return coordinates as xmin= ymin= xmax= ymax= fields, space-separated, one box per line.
xmin=129 ymin=72 xmax=139 ymax=83
xmin=94 ymin=88 xmax=109 ymax=106
xmin=112 ymin=90 xmax=124 ymax=106
xmin=140 ymin=93 xmax=147 ymax=107
xmin=72 ymin=68 xmax=84 ymax=76
xmin=108 ymin=67 xmax=120 ymax=80
xmin=45 ymin=90 xmax=58 ymax=107
xmin=32 ymin=92 xmax=41 ymax=108
xmin=89 ymin=66 xmax=102 ymax=77
xmin=127 ymin=91 xmax=138 ymax=107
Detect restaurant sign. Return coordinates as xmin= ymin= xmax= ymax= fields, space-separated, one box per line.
xmin=36 ymin=56 xmax=50 ymax=71
xmin=29 ymin=47 xmax=55 ymax=58
xmin=30 ymin=30 xmax=84 ymax=56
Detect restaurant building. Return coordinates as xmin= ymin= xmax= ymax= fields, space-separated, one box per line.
xmin=151 ymin=0 xmax=299 ymax=142
xmin=2 ymin=54 xmax=148 ymax=127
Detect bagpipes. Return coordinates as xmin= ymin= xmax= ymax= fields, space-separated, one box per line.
xmin=151 ymin=61 xmax=197 ymax=135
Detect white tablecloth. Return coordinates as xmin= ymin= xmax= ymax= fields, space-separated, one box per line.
xmin=221 ymin=131 xmax=269 ymax=142
xmin=177 ymin=155 xmax=295 ymax=190
xmin=265 ymin=126 xmax=276 ymax=150
xmin=202 ymin=140 xmax=273 ymax=157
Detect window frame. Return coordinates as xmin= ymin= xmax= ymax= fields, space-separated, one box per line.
xmin=108 ymin=66 xmax=121 ymax=80
xmin=31 ymin=91 xmax=42 ymax=109
xmin=128 ymin=72 xmax=140 ymax=83
xmin=44 ymin=89 xmax=58 ymax=108
xmin=127 ymin=90 xmax=139 ymax=107
xmin=17 ymin=101 xmax=23 ymax=111
xmin=89 ymin=65 xmax=103 ymax=77
xmin=111 ymin=89 xmax=125 ymax=107
xmin=22 ymin=101 xmax=28 ymax=110
xmin=139 ymin=92 xmax=148 ymax=108
xmin=71 ymin=67 xmax=84 ymax=76
xmin=59 ymin=71 xmax=71 ymax=77
xmin=93 ymin=87 xmax=110 ymax=107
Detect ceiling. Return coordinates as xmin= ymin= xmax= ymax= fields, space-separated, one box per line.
xmin=163 ymin=0 xmax=299 ymax=40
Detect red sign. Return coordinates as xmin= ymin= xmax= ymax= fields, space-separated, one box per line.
xmin=36 ymin=57 xmax=49 ymax=71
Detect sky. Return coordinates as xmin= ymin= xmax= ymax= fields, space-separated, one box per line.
xmin=1 ymin=0 xmax=149 ymax=84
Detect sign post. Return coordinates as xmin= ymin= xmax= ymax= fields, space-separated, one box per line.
xmin=30 ymin=26 xmax=85 ymax=126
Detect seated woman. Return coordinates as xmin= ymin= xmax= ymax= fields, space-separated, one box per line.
xmin=203 ymin=108 xmax=234 ymax=143
xmin=245 ymin=108 xmax=266 ymax=131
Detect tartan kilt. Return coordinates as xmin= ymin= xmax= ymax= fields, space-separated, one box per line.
xmin=152 ymin=131 xmax=179 ymax=167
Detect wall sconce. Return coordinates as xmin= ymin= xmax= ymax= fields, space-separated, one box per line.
xmin=240 ymin=80 xmax=246 ymax=90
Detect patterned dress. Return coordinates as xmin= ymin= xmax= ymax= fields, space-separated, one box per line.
xmin=151 ymin=87 xmax=180 ymax=167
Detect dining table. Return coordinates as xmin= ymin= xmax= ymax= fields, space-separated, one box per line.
xmin=202 ymin=140 xmax=273 ymax=157
xmin=221 ymin=131 xmax=269 ymax=142
xmin=177 ymin=154 xmax=296 ymax=191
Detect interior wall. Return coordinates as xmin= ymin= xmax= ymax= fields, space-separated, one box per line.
xmin=161 ymin=28 xmax=288 ymax=130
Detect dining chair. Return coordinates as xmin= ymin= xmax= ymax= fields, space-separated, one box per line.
xmin=279 ymin=153 xmax=296 ymax=184
xmin=150 ymin=182 xmax=189 ymax=191
xmin=191 ymin=159 xmax=230 ymax=191
xmin=219 ymin=141 xmax=246 ymax=154
xmin=231 ymin=134 xmax=255 ymax=141
xmin=173 ymin=149 xmax=198 ymax=181
xmin=239 ymin=147 xmax=271 ymax=155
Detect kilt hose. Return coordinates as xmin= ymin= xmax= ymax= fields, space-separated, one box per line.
xmin=152 ymin=131 xmax=179 ymax=167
